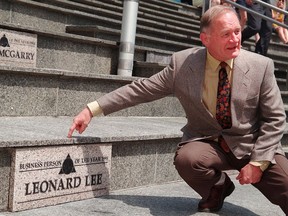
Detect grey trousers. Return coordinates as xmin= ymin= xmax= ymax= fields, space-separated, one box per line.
xmin=173 ymin=140 xmax=288 ymax=214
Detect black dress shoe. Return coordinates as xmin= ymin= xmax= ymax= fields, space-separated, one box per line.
xmin=198 ymin=173 xmax=235 ymax=212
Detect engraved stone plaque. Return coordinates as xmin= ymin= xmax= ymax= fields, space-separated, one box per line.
xmin=9 ymin=144 xmax=111 ymax=212
xmin=0 ymin=28 xmax=37 ymax=68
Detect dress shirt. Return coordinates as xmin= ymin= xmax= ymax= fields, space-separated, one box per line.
xmin=202 ymin=52 xmax=233 ymax=117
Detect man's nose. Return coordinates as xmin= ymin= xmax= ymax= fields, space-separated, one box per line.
xmin=230 ymin=33 xmax=240 ymax=42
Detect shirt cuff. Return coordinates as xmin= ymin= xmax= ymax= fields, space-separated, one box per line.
xmin=87 ymin=101 xmax=103 ymax=117
xmin=249 ymin=161 xmax=270 ymax=172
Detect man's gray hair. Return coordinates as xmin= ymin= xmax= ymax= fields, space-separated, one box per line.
xmin=200 ymin=5 xmax=239 ymax=33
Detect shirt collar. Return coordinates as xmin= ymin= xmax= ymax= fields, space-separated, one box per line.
xmin=206 ymin=51 xmax=234 ymax=71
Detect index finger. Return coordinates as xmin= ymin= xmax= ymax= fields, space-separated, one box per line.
xmin=236 ymin=172 xmax=242 ymax=180
xmin=67 ymin=123 xmax=77 ymax=138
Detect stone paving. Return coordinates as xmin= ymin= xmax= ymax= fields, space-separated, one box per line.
xmin=0 ymin=173 xmax=284 ymax=216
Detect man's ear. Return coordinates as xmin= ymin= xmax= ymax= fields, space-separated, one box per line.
xmin=200 ymin=32 xmax=209 ymax=46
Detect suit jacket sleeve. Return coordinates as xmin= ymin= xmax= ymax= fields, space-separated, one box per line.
xmin=96 ymin=55 xmax=177 ymax=116
xmin=250 ymin=58 xmax=286 ymax=162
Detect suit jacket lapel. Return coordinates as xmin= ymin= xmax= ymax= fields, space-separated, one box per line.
xmin=188 ymin=48 xmax=206 ymax=100
xmin=187 ymin=48 xmax=220 ymax=127
xmin=230 ymin=51 xmax=251 ymax=129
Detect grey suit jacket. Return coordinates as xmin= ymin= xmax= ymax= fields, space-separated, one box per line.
xmin=97 ymin=47 xmax=286 ymax=162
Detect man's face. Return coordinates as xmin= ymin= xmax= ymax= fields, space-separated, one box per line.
xmin=200 ymin=12 xmax=242 ymax=61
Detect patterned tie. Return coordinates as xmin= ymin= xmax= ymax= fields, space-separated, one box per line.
xmin=216 ymin=62 xmax=231 ymax=152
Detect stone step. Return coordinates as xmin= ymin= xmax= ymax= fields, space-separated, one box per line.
xmin=133 ymin=61 xmax=167 ymax=77
xmin=274 ymin=68 xmax=287 ymax=79
xmin=139 ymin=0 xmax=201 ymax=16
xmin=241 ymin=43 xmax=288 ymax=71
xmin=0 ymin=23 xmax=173 ymax=78
xmin=134 ymin=61 xmax=288 ymax=88
xmin=0 ymin=116 xmax=185 ymax=211
xmin=66 ymin=25 xmax=200 ymax=52
xmin=0 ymin=65 xmax=184 ymax=117
xmin=48 ymin=0 xmax=201 ymax=24
xmin=64 ymin=28 xmax=288 ymax=70
xmin=66 ymin=20 xmax=200 ymax=43
xmin=1 ymin=0 xmax=287 ymax=116
xmin=0 ymin=115 xmax=287 ymax=212
xmin=277 ymin=77 xmax=287 ymax=91
xmin=0 ymin=61 xmax=285 ymax=118
xmin=46 ymin=0 xmax=288 ymax=62
xmin=3 ymin=0 xmax=287 ymax=71
xmin=281 ymin=91 xmax=288 ymax=104
xmin=0 ymin=21 xmax=174 ymax=75
xmin=12 ymin=0 xmax=201 ymax=44
xmin=8 ymin=0 xmax=286 ymax=63
xmin=7 ymin=0 xmax=200 ymax=33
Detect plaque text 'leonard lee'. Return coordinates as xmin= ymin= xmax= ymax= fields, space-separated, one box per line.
xmin=23 ymin=154 xmax=105 ymax=195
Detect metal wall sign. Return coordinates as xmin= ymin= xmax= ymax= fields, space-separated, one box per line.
xmin=9 ymin=144 xmax=112 ymax=212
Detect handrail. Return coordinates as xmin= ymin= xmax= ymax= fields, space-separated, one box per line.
xmin=253 ymin=0 xmax=288 ymax=17
xmin=202 ymin=0 xmax=288 ymax=29
xmin=222 ymin=0 xmax=288 ymax=29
